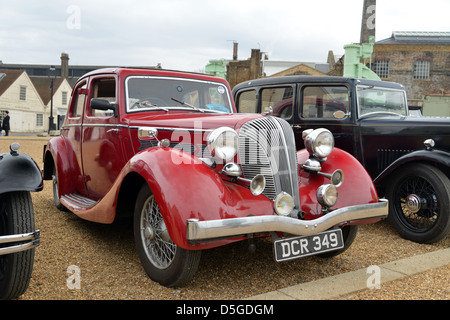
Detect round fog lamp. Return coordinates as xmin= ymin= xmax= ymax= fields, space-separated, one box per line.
xmin=274 ymin=192 xmax=294 ymax=216
xmin=317 ymin=184 xmax=338 ymax=208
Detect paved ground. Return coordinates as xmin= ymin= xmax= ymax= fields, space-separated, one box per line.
xmin=248 ymin=247 xmax=450 ymax=300
xmin=1 ymin=134 xmax=449 ymax=301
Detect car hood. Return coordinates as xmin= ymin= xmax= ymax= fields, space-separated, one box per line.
xmin=124 ymin=111 xmax=264 ymax=132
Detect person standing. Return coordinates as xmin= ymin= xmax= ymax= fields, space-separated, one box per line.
xmin=2 ymin=111 xmax=10 ymax=136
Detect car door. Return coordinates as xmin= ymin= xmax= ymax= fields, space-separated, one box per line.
xmin=63 ymin=80 xmax=88 ymax=195
xmin=81 ymin=76 xmax=127 ymax=198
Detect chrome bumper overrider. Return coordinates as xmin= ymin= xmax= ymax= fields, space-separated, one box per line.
xmin=187 ymin=200 xmax=388 ymax=244
xmin=0 ymin=231 xmax=40 ymax=255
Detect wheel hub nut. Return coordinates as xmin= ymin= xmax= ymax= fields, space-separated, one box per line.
xmin=406 ymin=194 xmax=422 ymax=214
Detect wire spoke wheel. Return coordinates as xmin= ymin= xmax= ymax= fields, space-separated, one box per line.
xmin=134 ymin=185 xmax=201 ymax=287
xmin=387 ymin=164 xmax=450 ymax=243
xmin=396 ymin=176 xmax=438 ymax=230
xmin=140 ymin=195 xmax=176 ymax=269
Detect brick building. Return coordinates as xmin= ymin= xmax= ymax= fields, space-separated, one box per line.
xmin=372 ymin=32 xmax=450 ymax=114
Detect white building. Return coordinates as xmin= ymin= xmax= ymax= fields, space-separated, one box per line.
xmin=0 ymin=69 xmax=46 ymax=133
xmin=31 ymin=77 xmax=72 ymax=130
xmin=0 ymin=69 xmax=71 ymax=133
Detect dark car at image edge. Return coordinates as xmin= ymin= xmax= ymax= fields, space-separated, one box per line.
xmin=233 ymin=75 xmax=450 ymax=244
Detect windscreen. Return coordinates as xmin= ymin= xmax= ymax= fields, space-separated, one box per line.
xmin=357 ymin=86 xmax=408 ymax=118
xmin=126 ymin=76 xmax=232 ymax=113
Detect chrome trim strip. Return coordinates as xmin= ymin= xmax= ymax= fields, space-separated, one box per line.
xmin=62 ymin=123 xmax=212 ymax=133
xmin=131 ymin=126 xmax=213 ymax=133
xmin=0 ymin=231 xmax=40 ymax=255
xmin=187 ymin=200 xmax=388 ymax=243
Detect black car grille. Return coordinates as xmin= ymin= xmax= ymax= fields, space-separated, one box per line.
xmin=238 ymin=116 xmax=300 ymax=209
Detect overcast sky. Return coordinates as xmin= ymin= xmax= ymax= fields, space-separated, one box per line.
xmin=0 ymin=0 xmax=449 ymax=72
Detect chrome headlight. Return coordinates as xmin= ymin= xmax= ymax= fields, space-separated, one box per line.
xmin=207 ymin=127 xmax=238 ymax=161
xmin=304 ymin=128 xmax=334 ymax=159
xmin=317 ymin=184 xmax=338 ymax=208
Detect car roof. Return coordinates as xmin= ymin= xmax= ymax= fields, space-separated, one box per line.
xmin=81 ymin=67 xmax=227 ymax=83
xmin=232 ymin=75 xmax=405 ymax=92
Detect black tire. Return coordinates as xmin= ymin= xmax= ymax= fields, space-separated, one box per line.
xmin=133 ymin=185 xmax=201 ymax=287
xmin=0 ymin=192 xmax=36 ymax=299
xmin=318 ymin=225 xmax=358 ymax=258
xmin=386 ymin=163 xmax=450 ymax=244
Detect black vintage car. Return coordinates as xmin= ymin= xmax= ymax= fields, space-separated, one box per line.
xmin=233 ymin=75 xmax=450 ymax=244
xmin=0 ymin=143 xmax=42 ymax=299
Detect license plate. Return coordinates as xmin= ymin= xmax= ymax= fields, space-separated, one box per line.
xmin=273 ymin=229 xmax=344 ymax=262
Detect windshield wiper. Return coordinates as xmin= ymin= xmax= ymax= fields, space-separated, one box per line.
xmin=141 ymin=101 xmax=169 ymax=112
xmin=171 ymin=98 xmax=204 ymax=112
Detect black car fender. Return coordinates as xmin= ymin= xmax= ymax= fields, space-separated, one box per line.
xmin=374 ymin=149 xmax=450 ymax=189
xmin=0 ymin=151 xmax=43 ymax=194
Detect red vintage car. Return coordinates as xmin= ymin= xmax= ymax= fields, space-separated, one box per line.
xmin=42 ymin=68 xmax=388 ymax=287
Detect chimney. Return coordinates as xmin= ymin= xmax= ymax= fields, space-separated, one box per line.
xmin=61 ymin=52 xmax=69 ymax=78
xmin=233 ymin=42 xmax=238 ymax=60
xmin=360 ymin=0 xmax=376 ymax=43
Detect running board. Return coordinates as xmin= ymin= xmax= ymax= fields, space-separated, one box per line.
xmin=61 ymin=193 xmax=99 ymax=209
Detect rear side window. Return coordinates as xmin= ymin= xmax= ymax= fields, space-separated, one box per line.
xmin=236 ymin=90 xmax=257 ymax=113
xmin=70 ymin=81 xmax=87 ymax=118
xmin=301 ymin=86 xmax=349 ymax=119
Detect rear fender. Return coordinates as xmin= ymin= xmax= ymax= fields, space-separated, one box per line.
xmin=43 ymin=137 xmax=82 ymax=196
xmin=297 ymin=147 xmax=380 ymax=220
xmin=0 ymin=152 xmax=43 ymax=194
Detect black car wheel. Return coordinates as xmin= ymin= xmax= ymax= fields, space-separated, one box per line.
xmin=317 ymin=225 xmax=358 ymax=258
xmin=52 ymin=165 xmax=66 ymax=211
xmin=387 ymin=163 xmax=450 ymax=243
xmin=0 ymin=192 xmax=36 ymax=299
xmin=133 ymin=185 xmax=201 ymax=287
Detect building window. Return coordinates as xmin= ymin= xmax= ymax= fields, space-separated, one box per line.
xmin=36 ymin=114 xmax=44 ymax=127
xmin=414 ymin=60 xmax=430 ymax=80
xmin=62 ymin=92 xmax=68 ymax=105
xmin=20 ymin=86 xmax=27 ymax=100
xmin=374 ymin=60 xmax=389 ymax=79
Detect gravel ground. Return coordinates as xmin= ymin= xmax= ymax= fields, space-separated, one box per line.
xmin=1 ymin=136 xmax=449 ymax=300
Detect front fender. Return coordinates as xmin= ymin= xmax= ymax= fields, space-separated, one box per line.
xmin=297 ymin=147 xmax=380 ymax=220
xmin=125 ymin=147 xmax=274 ymax=249
xmin=0 ymin=152 xmax=43 ymax=194
xmin=374 ymin=149 xmax=450 ymax=185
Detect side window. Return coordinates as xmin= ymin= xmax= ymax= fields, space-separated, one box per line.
xmin=237 ymin=90 xmax=258 ymax=113
xmin=261 ymin=86 xmax=293 ymax=120
xmin=301 ymin=86 xmax=349 ymax=119
xmin=90 ymin=78 xmax=116 ymax=117
xmin=70 ymin=81 xmax=87 ymax=118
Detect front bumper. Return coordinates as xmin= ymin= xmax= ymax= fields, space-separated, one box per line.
xmin=187 ymin=200 xmax=388 ymax=244
xmin=0 ymin=231 xmax=40 ymax=255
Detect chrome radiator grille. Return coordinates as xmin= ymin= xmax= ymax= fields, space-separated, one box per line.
xmin=238 ymin=116 xmax=300 ymax=209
